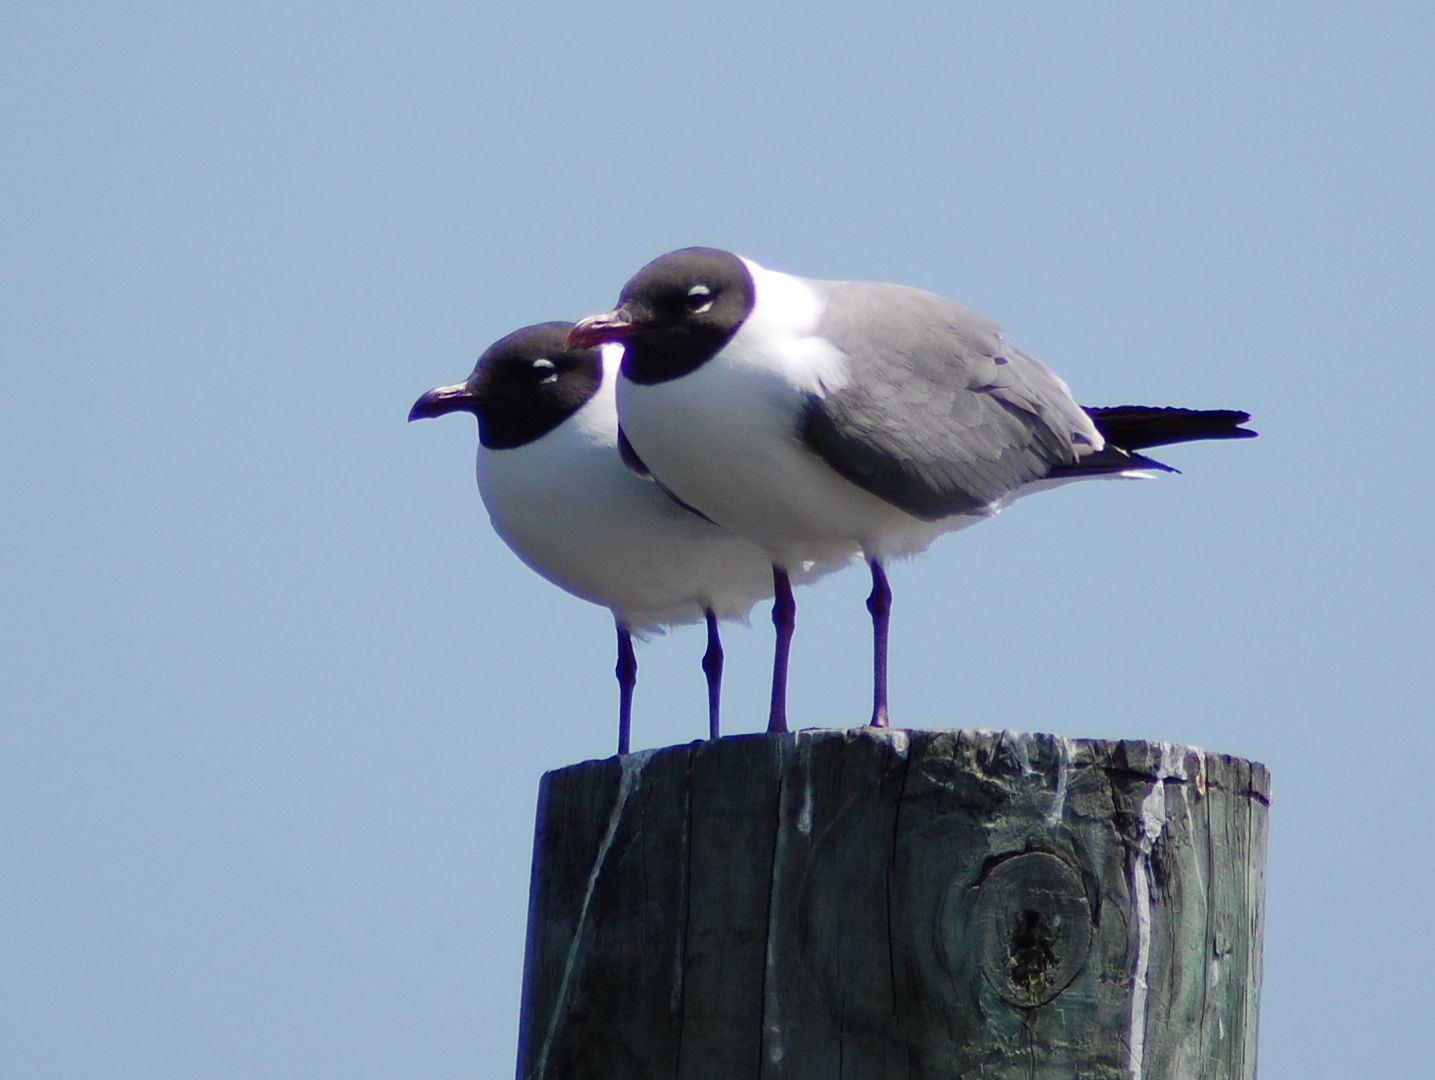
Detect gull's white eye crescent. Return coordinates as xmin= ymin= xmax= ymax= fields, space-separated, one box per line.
xmin=686 ymin=284 xmax=714 ymax=314
xmin=532 ymin=357 xmax=558 ymax=383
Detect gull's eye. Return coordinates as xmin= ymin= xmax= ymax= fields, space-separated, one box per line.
xmin=685 ymin=284 xmax=715 ymax=314
xmin=532 ymin=357 xmax=558 ymax=384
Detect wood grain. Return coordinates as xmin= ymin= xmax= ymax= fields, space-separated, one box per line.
xmin=517 ymin=729 xmax=1269 ymax=1079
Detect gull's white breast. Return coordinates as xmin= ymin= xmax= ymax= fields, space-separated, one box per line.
xmin=475 ymin=349 xmax=775 ymax=634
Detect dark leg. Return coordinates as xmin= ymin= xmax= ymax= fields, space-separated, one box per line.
xmin=615 ymin=623 xmax=636 ymax=755
xmin=701 ymin=608 xmax=723 ymax=741
xmin=768 ymin=567 xmax=796 ymax=734
xmin=867 ymin=560 xmax=891 ymax=728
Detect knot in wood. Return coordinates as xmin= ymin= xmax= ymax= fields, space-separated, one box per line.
xmin=970 ymin=851 xmax=1092 ymax=1009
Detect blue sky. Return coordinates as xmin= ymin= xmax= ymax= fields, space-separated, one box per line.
xmin=5 ymin=3 xmax=1432 ymax=1076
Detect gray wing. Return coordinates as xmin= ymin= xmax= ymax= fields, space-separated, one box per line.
xmin=801 ymin=280 xmax=1101 ymax=521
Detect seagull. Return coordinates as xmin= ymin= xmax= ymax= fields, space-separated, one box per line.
xmin=568 ymin=247 xmax=1256 ymax=733
xmin=408 ymin=321 xmax=781 ymax=755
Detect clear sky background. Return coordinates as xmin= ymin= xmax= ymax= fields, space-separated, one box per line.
xmin=4 ymin=3 xmax=1431 ymax=1077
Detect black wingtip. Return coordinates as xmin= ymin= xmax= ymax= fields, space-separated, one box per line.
xmin=1083 ymin=406 xmax=1257 ymax=450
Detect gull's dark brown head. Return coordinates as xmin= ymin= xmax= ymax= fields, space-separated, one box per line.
xmin=409 ymin=322 xmax=604 ymax=450
xmin=567 ymin=247 xmax=756 ymax=384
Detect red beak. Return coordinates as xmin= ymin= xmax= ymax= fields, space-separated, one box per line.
xmin=408 ymin=381 xmax=478 ymax=422
xmin=566 ymin=308 xmax=636 ymax=350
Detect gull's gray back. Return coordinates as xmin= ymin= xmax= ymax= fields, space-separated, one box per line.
xmin=801 ymin=279 xmax=1100 ymax=521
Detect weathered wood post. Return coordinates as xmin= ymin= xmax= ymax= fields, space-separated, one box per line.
xmin=516 ymin=729 xmax=1269 ymax=1079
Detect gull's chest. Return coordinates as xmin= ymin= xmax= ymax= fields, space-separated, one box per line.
xmin=616 ymin=348 xmax=940 ymax=563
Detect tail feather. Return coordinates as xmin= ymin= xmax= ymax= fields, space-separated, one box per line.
xmin=1049 ymin=405 xmax=1255 ymax=480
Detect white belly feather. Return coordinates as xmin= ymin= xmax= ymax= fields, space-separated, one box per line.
xmin=476 ymin=359 xmax=775 ymax=633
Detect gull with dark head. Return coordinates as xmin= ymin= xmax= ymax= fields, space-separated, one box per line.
xmin=569 ymin=248 xmax=1256 ymax=732
xmin=409 ymin=321 xmax=781 ymax=754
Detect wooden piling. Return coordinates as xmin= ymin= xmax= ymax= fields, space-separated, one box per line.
xmin=516 ymin=729 xmax=1269 ymax=1079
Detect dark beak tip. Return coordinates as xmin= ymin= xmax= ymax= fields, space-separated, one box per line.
xmin=408 ymin=392 xmax=439 ymax=423
xmin=408 ymin=383 xmax=474 ymax=423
